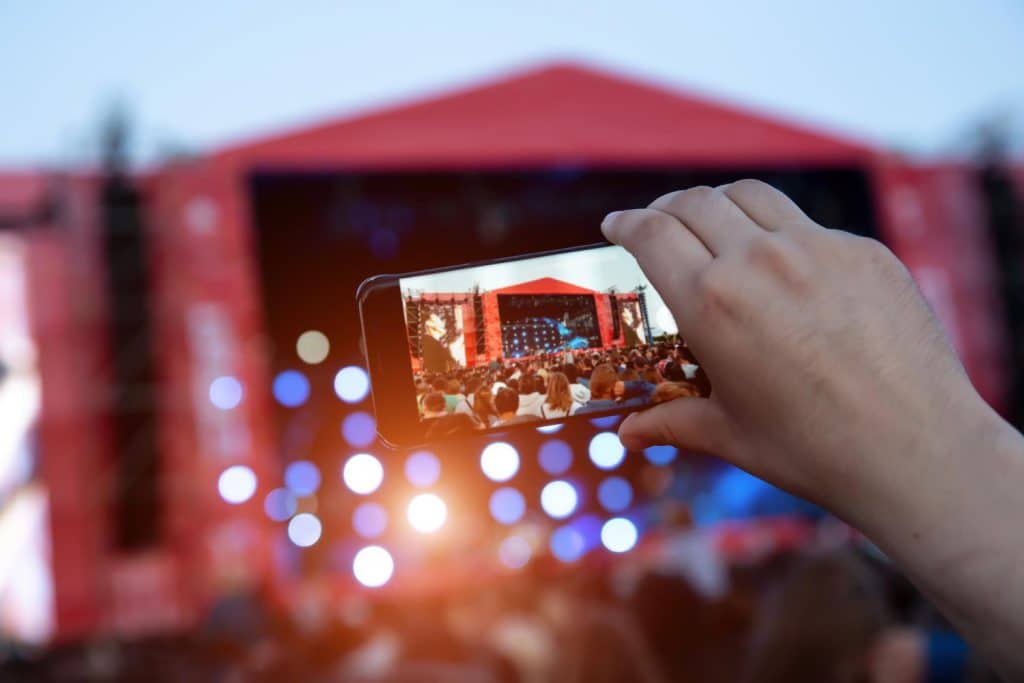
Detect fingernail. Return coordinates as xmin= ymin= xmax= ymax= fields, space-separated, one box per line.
xmin=601 ymin=211 xmax=621 ymax=238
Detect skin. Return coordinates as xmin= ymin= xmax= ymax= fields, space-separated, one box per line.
xmin=602 ymin=180 xmax=1024 ymax=679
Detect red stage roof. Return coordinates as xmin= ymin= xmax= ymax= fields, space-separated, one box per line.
xmin=0 ymin=172 xmax=50 ymax=215
xmin=215 ymin=63 xmax=875 ymax=170
xmin=491 ymin=277 xmax=599 ymax=296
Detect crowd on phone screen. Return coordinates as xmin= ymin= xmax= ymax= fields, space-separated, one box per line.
xmin=415 ymin=342 xmax=710 ymax=437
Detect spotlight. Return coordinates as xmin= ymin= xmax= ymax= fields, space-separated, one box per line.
xmin=600 ymin=517 xmax=638 ymax=553
xmin=480 ymin=442 xmax=519 ymax=482
xmin=217 ymin=465 xmax=257 ymax=504
xmin=335 ymin=366 xmax=370 ymax=404
xmin=589 ymin=432 xmax=626 ymax=470
xmin=353 ymin=545 xmax=394 ymax=588
xmin=407 ymin=493 xmax=447 ymax=534
xmin=343 ymin=453 xmax=384 ymax=494
xmin=540 ymin=480 xmax=578 ymax=519
xmin=287 ymin=513 xmax=322 ymax=548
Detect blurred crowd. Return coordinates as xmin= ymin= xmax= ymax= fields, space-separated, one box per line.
xmin=0 ymin=535 xmax=997 ymax=682
xmin=417 ymin=343 xmax=710 ymax=438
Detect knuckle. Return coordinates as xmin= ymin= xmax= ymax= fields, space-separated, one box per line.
xmin=628 ymin=211 xmax=673 ymax=242
xmin=745 ymin=233 xmax=810 ymax=285
xmin=675 ymin=185 xmax=721 ymax=213
xmin=693 ymin=264 xmax=735 ymax=314
xmin=728 ymin=178 xmax=769 ymax=194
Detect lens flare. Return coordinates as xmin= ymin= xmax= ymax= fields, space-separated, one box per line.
xmin=589 ymin=432 xmax=626 ymax=470
xmin=335 ymin=366 xmax=370 ymax=403
xmin=540 ymin=480 xmax=578 ymax=519
xmin=601 ymin=517 xmax=638 ymax=553
xmin=407 ymin=493 xmax=447 ymax=534
xmin=296 ymin=330 xmax=330 ymax=364
xmin=218 ymin=465 xmax=257 ymax=504
xmin=287 ymin=513 xmax=322 ymax=548
xmin=480 ymin=442 xmax=519 ymax=482
xmin=209 ymin=376 xmax=243 ymax=410
xmin=489 ymin=487 xmax=526 ymax=525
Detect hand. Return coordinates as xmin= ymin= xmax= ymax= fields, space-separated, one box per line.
xmin=603 ymin=180 xmax=1024 ymax=678
xmin=604 ymin=180 xmax=981 ymax=508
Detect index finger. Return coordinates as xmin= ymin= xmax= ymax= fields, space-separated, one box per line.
xmin=601 ymin=207 xmax=712 ymax=316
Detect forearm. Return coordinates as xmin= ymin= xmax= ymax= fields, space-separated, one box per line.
xmin=846 ymin=397 xmax=1024 ymax=679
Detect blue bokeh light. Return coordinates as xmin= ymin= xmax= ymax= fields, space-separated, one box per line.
xmin=287 ymin=513 xmax=322 ymax=548
xmin=536 ymin=423 xmax=564 ymax=435
xmin=550 ymin=525 xmax=586 ymax=562
xmin=538 ymin=439 xmax=572 ymax=475
xmin=405 ymin=450 xmax=441 ymax=488
xmin=643 ymin=445 xmax=678 ymax=466
xmin=489 ymin=487 xmax=526 ymax=525
xmin=284 ymin=460 xmax=321 ymax=496
xmin=597 ymin=476 xmax=633 ymax=512
xmin=263 ymin=487 xmax=297 ymax=521
xmin=342 ymin=411 xmax=377 ymax=447
xmin=273 ymin=370 xmax=310 ymax=407
xmin=352 ymin=502 xmax=388 ymax=539
xmin=589 ymin=415 xmax=620 ymax=429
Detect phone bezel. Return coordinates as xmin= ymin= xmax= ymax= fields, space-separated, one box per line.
xmin=357 ymin=241 xmax=669 ymax=449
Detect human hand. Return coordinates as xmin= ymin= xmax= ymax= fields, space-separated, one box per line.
xmin=603 ymin=180 xmax=989 ymax=511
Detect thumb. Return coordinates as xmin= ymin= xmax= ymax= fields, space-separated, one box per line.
xmin=619 ymin=398 xmax=729 ymax=455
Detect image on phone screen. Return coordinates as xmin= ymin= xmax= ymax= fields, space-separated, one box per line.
xmin=371 ymin=244 xmax=707 ymax=442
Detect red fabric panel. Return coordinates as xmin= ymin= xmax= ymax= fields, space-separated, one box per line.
xmin=491 ymin=277 xmax=597 ymax=296
xmin=595 ymin=294 xmax=614 ymax=347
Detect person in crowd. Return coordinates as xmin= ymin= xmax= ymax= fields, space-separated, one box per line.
xmin=651 ymin=381 xmax=700 ymax=404
xmin=421 ymin=391 xmax=448 ymax=420
xmin=577 ymin=363 xmax=655 ymax=415
xmin=446 ymin=378 xmax=473 ymax=416
xmin=642 ymin=366 xmax=664 ymax=385
xmin=494 ymin=387 xmax=539 ymax=426
xmin=516 ymin=375 xmax=545 ymax=418
xmin=540 ymin=371 xmax=583 ymax=419
xmin=561 ymin=363 xmax=592 ymax=404
xmin=473 ymin=386 xmax=499 ymax=427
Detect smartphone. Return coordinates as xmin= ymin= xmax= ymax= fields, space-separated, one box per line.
xmin=358 ymin=243 xmax=709 ymax=448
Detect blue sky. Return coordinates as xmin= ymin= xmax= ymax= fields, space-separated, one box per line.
xmin=2 ymin=1 xmax=1023 ymax=166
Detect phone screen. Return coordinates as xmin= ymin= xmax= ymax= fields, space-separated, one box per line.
xmin=393 ymin=244 xmax=706 ymax=437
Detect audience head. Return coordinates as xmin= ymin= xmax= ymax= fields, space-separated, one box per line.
xmin=590 ymin=363 xmax=619 ymax=400
xmin=494 ymin=387 xmax=520 ymax=417
xmin=423 ymin=391 xmax=447 ymax=418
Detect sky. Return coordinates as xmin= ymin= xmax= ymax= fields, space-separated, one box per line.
xmin=2 ymin=1 xmax=1023 ymax=167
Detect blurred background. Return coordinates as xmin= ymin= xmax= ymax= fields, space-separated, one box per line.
xmin=1 ymin=2 xmax=1023 ymax=681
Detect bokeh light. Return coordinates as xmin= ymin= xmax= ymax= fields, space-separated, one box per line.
xmin=287 ymin=513 xmax=322 ymax=547
xmin=296 ymin=330 xmax=330 ymax=364
xmin=489 ymin=487 xmax=526 ymax=525
xmin=589 ymin=415 xmax=620 ymax=429
xmin=404 ymin=450 xmax=441 ymax=488
xmin=342 ymin=411 xmax=377 ymax=447
xmin=263 ymin=487 xmax=297 ymax=521
xmin=550 ymin=525 xmax=586 ymax=562
xmin=352 ymin=502 xmax=388 ymax=539
xmin=536 ymin=423 xmax=564 ymax=434
xmin=335 ymin=366 xmax=370 ymax=404
xmin=284 ymin=460 xmax=321 ymax=496
xmin=480 ymin=442 xmax=519 ymax=482
xmin=273 ymin=370 xmax=310 ymax=407
xmin=597 ymin=476 xmax=633 ymax=512
xmin=643 ymin=445 xmax=678 ymax=466
xmin=538 ymin=439 xmax=572 ymax=475
xmin=343 ymin=453 xmax=384 ymax=494
xmin=601 ymin=517 xmax=639 ymax=553
xmin=209 ymin=376 xmax=243 ymax=410
xmin=540 ymin=480 xmax=578 ymax=519
xmin=217 ymin=465 xmax=257 ymax=504
xmin=589 ymin=432 xmax=626 ymax=470
xmin=407 ymin=493 xmax=447 ymax=533
xmin=498 ymin=535 xmax=532 ymax=570
xmin=353 ymin=545 xmax=394 ymax=588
